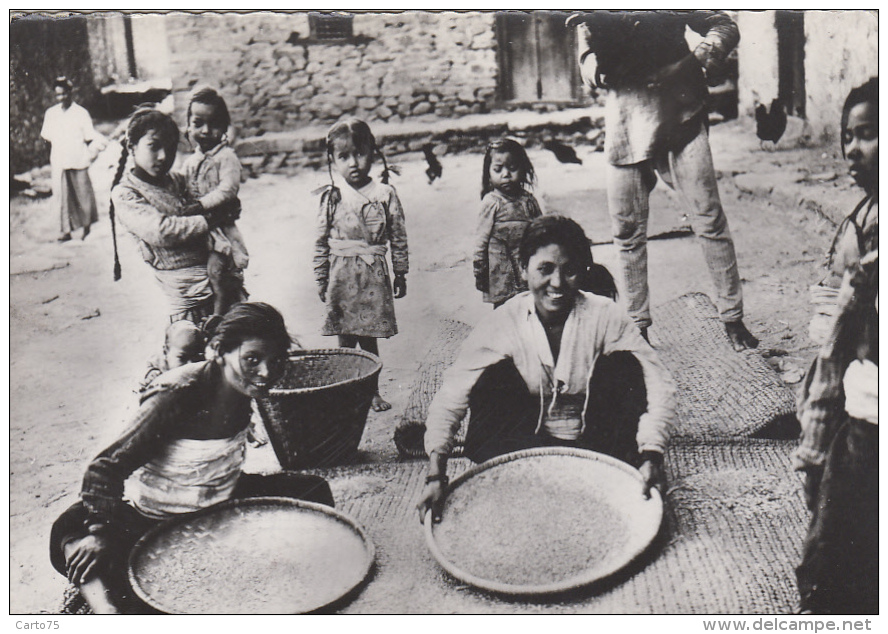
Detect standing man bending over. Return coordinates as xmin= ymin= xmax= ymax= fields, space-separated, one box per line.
xmin=568 ymin=10 xmax=758 ymax=350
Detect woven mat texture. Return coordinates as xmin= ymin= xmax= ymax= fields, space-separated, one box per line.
xmin=394 ymin=319 xmax=473 ymax=457
xmin=61 ymin=439 xmax=807 ymax=614
xmin=651 ymin=293 xmax=798 ymax=439
xmin=307 ymin=439 xmax=807 ymax=614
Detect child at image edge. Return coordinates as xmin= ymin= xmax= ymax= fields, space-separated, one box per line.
xmin=474 ymin=138 xmax=543 ymax=308
xmin=314 ymin=117 xmax=408 ymax=412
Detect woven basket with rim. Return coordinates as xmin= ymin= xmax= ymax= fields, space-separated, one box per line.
xmin=256 ymin=348 xmax=382 ymax=470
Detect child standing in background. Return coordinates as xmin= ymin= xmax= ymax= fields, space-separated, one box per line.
xmin=314 ymin=118 xmax=408 ymax=412
xmin=474 ymin=138 xmax=543 ymax=308
xmin=182 ymin=87 xmax=249 ymax=332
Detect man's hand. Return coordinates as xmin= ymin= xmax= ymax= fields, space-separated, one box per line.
xmin=318 ymin=287 xmax=327 ymax=303
xmin=417 ymin=480 xmax=447 ymax=524
xmin=638 ymin=451 xmax=666 ymax=499
xmin=182 ymin=201 xmax=204 ymax=216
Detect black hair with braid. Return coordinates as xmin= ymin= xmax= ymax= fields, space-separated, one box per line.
xmin=481 ymin=137 xmax=536 ymax=199
xmin=108 ymin=105 xmax=181 ymax=281
xmin=324 ymin=117 xmax=396 ymax=187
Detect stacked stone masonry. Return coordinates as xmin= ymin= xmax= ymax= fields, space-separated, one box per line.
xmin=165 ymin=12 xmax=500 ymax=138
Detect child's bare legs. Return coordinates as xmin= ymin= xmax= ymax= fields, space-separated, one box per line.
xmin=206 ymin=251 xmax=243 ymax=332
xmin=338 ymin=335 xmax=391 ymax=412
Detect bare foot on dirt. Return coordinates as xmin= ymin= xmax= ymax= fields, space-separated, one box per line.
xmin=725 ymin=320 xmax=760 ymax=352
xmin=371 ymin=394 xmax=391 ymax=412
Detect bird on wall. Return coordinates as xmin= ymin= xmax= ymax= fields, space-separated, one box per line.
xmin=422 ymin=143 xmax=442 ymax=184
xmin=543 ymin=139 xmax=583 ymax=165
xmin=755 ymin=97 xmax=787 ymax=151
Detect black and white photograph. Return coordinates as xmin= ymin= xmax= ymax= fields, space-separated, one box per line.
xmin=8 ymin=9 xmax=879 ymax=619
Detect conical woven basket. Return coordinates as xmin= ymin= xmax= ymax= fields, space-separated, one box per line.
xmin=256 ymin=349 xmax=382 ymax=470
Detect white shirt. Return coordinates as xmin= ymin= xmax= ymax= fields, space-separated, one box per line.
xmin=40 ymin=102 xmax=97 ymax=170
xmin=843 ymin=359 xmax=878 ymax=425
xmin=424 ymin=291 xmax=676 ymax=455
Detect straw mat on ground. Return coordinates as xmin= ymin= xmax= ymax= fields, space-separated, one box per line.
xmin=316 ymin=438 xmax=805 ymax=613
xmin=62 ymin=438 xmax=807 ymax=614
xmin=393 ymin=319 xmax=472 ymax=457
xmin=650 ymin=293 xmax=799 ymax=439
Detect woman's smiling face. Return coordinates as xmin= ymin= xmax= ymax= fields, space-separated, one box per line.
xmin=219 ymin=337 xmax=287 ymax=398
xmin=522 ymin=243 xmax=581 ymax=324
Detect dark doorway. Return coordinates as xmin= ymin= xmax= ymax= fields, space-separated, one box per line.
xmin=776 ymin=10 xmax=805 ymax=117
xmin=496 ymin=11 xmax=582 ymax=103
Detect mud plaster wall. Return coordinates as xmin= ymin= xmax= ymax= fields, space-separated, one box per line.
xmin=736 ymin=11 xmax=780 ymax=117
xmin=736 ymin=10 xmax=878 ymax=146
xmin=804 ymin=10 xmax=878 ymax=145
xmin=164 ymin=11 xmax=499 ymax=139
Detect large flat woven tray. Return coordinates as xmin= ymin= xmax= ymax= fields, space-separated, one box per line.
xmin=301 ymin=438 xmax=806 ymax=613
xmin=425 ymin=447 xmax=663 ymax=596
xmin=127 ymin=497 xmax=375 ymax=614
xmin=64 ymin=439 xmax=808 ymax=614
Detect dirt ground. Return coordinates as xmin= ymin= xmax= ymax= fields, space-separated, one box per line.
xmin=8 ymin=114 xmax=860 ymax=614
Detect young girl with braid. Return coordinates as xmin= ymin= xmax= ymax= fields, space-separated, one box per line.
xmin=109 ymin=106 xmax=235 ymax=325
xmin=313 ymin=118 xmax=408 ymax=412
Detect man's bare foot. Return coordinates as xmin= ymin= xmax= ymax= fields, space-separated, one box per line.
xmin=371 ymin=393 xmax=391 ymax=412
xmin=725 ymin=320 xmax=759 ymax=352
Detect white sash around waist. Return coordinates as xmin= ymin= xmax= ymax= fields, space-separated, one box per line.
xmin=329 ymin=238 xmax=387 ymax=266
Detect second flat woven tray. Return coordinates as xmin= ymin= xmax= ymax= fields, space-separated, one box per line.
xmin=307 ymin=437 xmax=808 ymax=614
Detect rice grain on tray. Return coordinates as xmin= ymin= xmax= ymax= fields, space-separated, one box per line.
xmin=434 ymin=458 xmax=631 ymax=587
xmin=131 ymin=504 xmax=369 ymax=614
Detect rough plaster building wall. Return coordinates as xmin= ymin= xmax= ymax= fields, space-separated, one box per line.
xmin=804 ymin=10 xmax=878 ymax=145
xmin=736 ymin=11 xmax=780 ymax=117
xmin=130 ymin=14 xmax=172 ymax=81
xmin=164 ymin=11 xmax=498 ymax=139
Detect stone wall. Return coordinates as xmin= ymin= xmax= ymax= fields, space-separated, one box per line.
xmin=165 ymin=11 xmax=499 ymax=138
